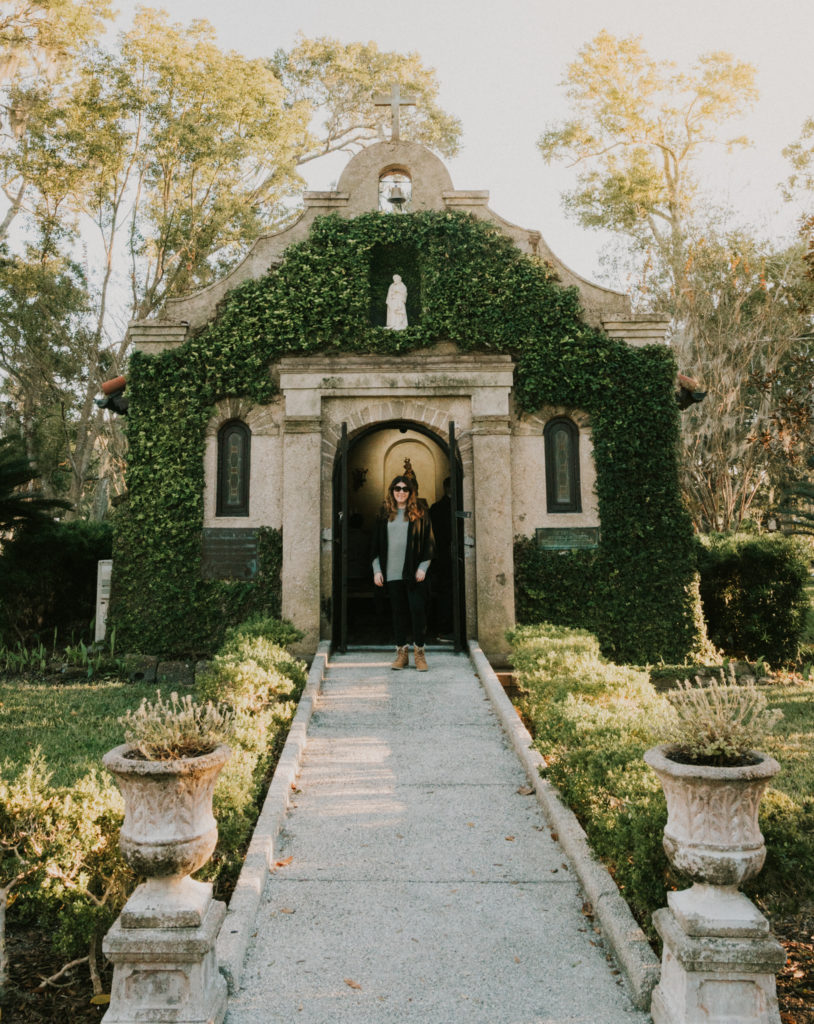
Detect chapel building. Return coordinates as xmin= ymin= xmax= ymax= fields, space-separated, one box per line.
xmin=119 ymin=133 xmax=694 ymax=666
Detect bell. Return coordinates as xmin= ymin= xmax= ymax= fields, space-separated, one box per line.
xmin=388 ymin=184 xmax=407 ymax=209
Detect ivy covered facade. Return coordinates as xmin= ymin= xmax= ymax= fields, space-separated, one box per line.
xmin=110 ymin=140 xmax=705 ymax=665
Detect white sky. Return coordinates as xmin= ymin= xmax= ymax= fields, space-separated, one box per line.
xmin=110 ymin=0 xmax=813 ymax=285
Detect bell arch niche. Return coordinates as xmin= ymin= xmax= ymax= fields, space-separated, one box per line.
xmin=369 ymin=241 xmax=421 ymax=327
xmin=378 ymin=167 xmax=412 ymax=213
xmin=331 ymin=419 xmax=465 ymax=649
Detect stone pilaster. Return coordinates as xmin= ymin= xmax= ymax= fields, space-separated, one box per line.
xmin=281 ymin=416 xmax=322 ymax=654
xmin=471 ymin=415 xmax=514 ymax=663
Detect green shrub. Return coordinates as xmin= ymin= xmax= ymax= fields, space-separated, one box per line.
xmin=697 ymin=533 xmax=810 ymax=664
xmin=221 ymin=614 xmax=304 ymax=651
xmin=1 ymin=616 xmax=308 ymax=987
xmin=507 ymin=620 xmax=812 ymax=939
xmin=0 ymin=520 xmax=112 ymax=644
xmin=193 ymin=617 xmax=307 ymax=896
xmin=752 ymin=789 xmax=814 ymax=911
xmin=513 ymin=539 xmax=599 ymax=633
xmin=1 ymin=753 xmax=132 ymax=968
xmin=509 ymin=623 xmax=677 ymax=932
xmin=198 ymin=617 xmax=306 ymax=712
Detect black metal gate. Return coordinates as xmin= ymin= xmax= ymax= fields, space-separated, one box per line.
xmin=332 ymin=423 xmax=349 ymax=652
xmin=448 ymin=421 xmax=466 ymax=652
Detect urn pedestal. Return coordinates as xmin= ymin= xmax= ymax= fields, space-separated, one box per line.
xmin=102 ymin=744 xmax=231 ymax=1024
xmin=644 ymin=745 xmax=785 ymax=1024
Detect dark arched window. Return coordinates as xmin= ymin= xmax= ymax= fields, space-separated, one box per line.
xmin=217 ymin=420 xmax=250 ymax=516
xmin=544 ymin=417 xmax=581 ymax=513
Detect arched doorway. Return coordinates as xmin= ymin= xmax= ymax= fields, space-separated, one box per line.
xmin=332 ymin=419 xmax=466 ymax=651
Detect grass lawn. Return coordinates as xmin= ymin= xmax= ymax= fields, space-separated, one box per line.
xmin=762 ymin=678 xmax=814 ymax=805
xmin=0 ymin=675 xmax=157 ymax=785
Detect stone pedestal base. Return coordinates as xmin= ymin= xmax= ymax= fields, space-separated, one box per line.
xmin=651 ymin=906 xmax=785 ymax=1024
xmin=102 ymin=894 xmax=227 ymax=1024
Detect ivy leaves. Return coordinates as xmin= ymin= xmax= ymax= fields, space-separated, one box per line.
xmin=114 ymin=209 xmax=701 ymax=663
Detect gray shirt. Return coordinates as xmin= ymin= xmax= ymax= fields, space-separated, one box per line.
xmin=372 ymin=508 xmax=431 ymax=581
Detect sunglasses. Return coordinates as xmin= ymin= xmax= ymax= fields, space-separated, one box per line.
xmin=393 ymin=485 xmax=410 ymax=492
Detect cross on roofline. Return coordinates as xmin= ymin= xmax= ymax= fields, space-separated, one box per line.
xmin=373 ymin=83 xmax=416 ymax=142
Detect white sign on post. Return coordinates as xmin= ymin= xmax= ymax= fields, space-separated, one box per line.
xmin=95 ymin=559 xmax=113 ymax=643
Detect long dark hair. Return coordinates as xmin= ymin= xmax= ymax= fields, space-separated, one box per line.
xmin=382 ymin=474 xmax=424 ymax=522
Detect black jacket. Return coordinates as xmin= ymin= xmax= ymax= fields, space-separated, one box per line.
xmin=371 ymin=510 xmax=435 ymax=582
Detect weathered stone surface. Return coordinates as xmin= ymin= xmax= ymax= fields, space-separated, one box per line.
xmin=645 ymin=745 xmax=781 ymax=887
xmin=158 ymin=139 xmax=630 ymax=332
xmin=103 ymin=899 xmax=227 ymax=1024
xmin=651 ymin=907 xmax=784 ymax=1024
xmin=156 ymin=660 xmax=195 ymax=688
xmin=103 ymin=744 xmax=230 ymax=880
xmin=669 ymin=884 xmax=771 ymax=938
xmin=123 ymin=654 xmax=158 ymax=685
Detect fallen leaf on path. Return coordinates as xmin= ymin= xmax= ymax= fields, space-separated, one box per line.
xmin=505 ymin=835 xmax=515 ymax=841
xmin=275 ymin=856 xmax=294 ymax=868
xmin=344 ymin=978 xmax=362 ymax=990
xmin=280 ymin=908 xmax=295 ymax=914
xmin=516 ymin=786 xmax=533 ymax=795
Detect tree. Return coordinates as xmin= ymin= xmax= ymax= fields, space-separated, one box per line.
xmin=537 ymin=33 xmax=814 ymax=530
xmin=538 ymin=31 xmax=757 ymax=303
xmin=271 ymin=34 xmax=462 ymax=165
xmin=0 ymin=9 xmax=460 ymax=515
xmin=676 ymin=232 xmax=813 ymax=531
xmin=0 ymin=0 xmax=113 ymax=242
xmin=0 ymin=434 xmax=69 ymax=532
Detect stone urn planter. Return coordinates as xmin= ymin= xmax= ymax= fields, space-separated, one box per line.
xmin=103 ymin=742 xmax=230 ymax=925
xmin=644 ymin=743 xmax=785 ymax=1024
xmin=102 ymin=742 xmax=231 ymax=1024
xmin=644 ymin=743 xmax=780 ymax=889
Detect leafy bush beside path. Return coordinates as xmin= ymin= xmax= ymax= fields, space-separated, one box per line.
xmin=0 ymin=617 xmax=305 ymax=1002
xmin=507 ymin=622 xmax=814 ymax=941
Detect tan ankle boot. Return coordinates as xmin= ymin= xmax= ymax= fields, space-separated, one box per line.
xmin=414 ymin=644 xmax=428 ymax=672
xmin=391 ymin=645 xmax=409 ymax=670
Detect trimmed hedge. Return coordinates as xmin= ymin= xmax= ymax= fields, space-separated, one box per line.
xmin=697 ymin=533 xmax=810 ymax=664
xmin=0 ymin=520 xmax=112 ymax=644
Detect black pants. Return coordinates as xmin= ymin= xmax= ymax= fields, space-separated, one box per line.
xmin=386 ymin=579 xmax=427 ymax=647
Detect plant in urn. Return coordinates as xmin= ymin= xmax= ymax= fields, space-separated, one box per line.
xmin=103 ymin=691 xmax=233 ymax=926
xmin=644 ymin=675 xmax=786 ymax=1024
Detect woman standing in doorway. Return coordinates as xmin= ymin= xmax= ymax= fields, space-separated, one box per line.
xmin=372 ymin=474 xmax=435 ymax=671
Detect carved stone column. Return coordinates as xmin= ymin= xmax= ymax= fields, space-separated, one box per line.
xmin=281 ymin=416 xmax=322 ymax=652
xmin=471 ymin=415 xmax=514 ymax=662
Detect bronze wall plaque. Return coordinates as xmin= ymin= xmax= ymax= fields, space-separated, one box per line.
xmin=201 ymin=528 xmax=258 ymax=580
xmin=535 ymin=527 xmax=600 ymax=550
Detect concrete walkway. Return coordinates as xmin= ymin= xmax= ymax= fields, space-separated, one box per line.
xmin=225 ymin=649 xmax=652 ymax=1024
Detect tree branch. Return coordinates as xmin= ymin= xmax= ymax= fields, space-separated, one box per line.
xmin=34 ymin=955 xmax=89 ymax=991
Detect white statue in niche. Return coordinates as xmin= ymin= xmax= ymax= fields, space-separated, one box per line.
xmin=385 ymin=274 xmax=408 ymax=330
